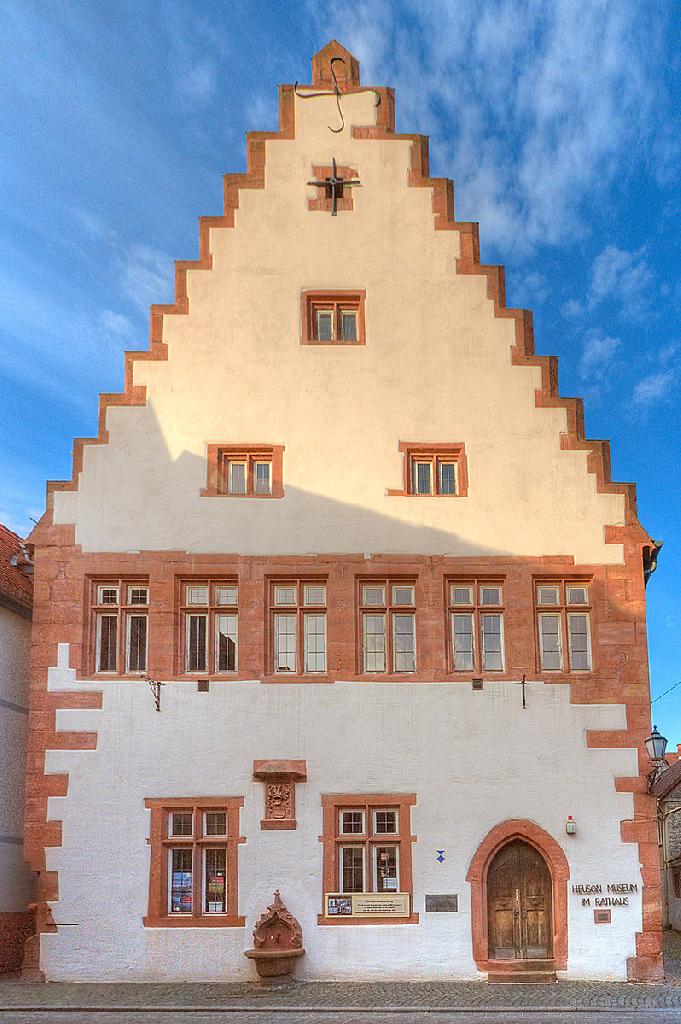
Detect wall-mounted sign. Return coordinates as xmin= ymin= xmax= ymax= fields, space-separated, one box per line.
xmin=571 ymin=882 xmax=639 ymax=910
xmin=425 ymin=894 xmax=458 ymax=913
xmin=325 ymin=892 xmax=410 ymax=918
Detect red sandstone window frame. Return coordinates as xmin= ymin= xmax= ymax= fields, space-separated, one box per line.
xmin=318 ymin=793 xmax=418 ymax=925
xmin=144 ymin=797 xmax=245 ymax=928
xmin=88 ymin=578 xmax=150 ymax=677
xmin=446 ymin=579 xmax=505 ymax=674
xmin=357 ymin=579 xmax=418 ymax=677
xmin=388 ymin=443 xmax=469 ymax=497
xmin=266 ymin=578 xmax=329 ymax=679
xmin=534 ymin=579 xmax=593 ymax=674
xmin=201 ymin=445 xmax=284 ymax=498
xmin=179 ymin=580 xmax=239 ymax=677
xmin=301 ymin=291 xmax=366 ymax=346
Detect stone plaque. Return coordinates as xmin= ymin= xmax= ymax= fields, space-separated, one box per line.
xmin=425 ymin=894 xmax=459 ymax=913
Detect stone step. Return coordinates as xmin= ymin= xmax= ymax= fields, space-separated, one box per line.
xmin=487 ymin=959 xmax=557 ymax=984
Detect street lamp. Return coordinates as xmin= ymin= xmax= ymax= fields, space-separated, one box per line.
xmin=645 ymin=725 xmax=669 ymax=792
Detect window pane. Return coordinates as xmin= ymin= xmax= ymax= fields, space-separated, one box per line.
xmin=186 ymin=614 xmax=208 ymax=672
xmin=215 ymin=586 xmax=238 ymax=606
xmin=254 ymin=461 xmax=271 ymax=494
xmin=481 ymin=613 xmax=503 ymax=671
xmin=97 ymin=615 xmax=118 ymax=672
xmin=539 ymin=613 xmax=562 ymax=670
xmin=127 ymin=586 xmax=148 ymax=605
xmin=438 ymin=461 xmax=456 ymax=495
xmin=170 ymin=812 xmax=193 ymax=837
xmin=393 ymin=613 xmax=416 ymax=673
xmin=304 ymin=613 xmax=326 ymax=673
xmin=204 ymin=848 xmax=227 ymax=914
xmin=340 ymin=310 xmax=357 ymax=341
xmin=450 ymin=585 xmax=473 ymax=606
xmin=392 ymin=585 xmax=414 ymax=606
xmin=98 ymin=586 xmax=118 ymax=605
xmin=274 ymin=586 xmax=296 ymax=606
xmin=375 ymin=845 xmax=399 ymax=892
xmin=413 ymin=461 xmax=432 ymax=494
xmin=227 ymin=461 xmax=247 ymax=494
xmin=274 ymin=613 xmax=297 ymax=672
xmin=340 ymin=810 xmax=364 ymax=834
xmin=126 ymin=614 xmax=147 ymax=672
xmin=452 ymin=612 xmax=474 ymax=670
xmin=568 ymin=613 xmax=591 ymax=670
xmin=204 ymin=812 xmax=227 ymax=836
xmin=315 ymin=309 xmax=333 ymax=341
xmin=537 ymin=585 xmax=560 ymax=606
xmin=216 ymin=613 xmax=238 ymax=672
xmin=304 ymin=585 xmax=326 ymax=606
xmin=170 ymin=848 xmax=193 ymax=914
xmin=186 ymin=586 xmax=208 ymax=606
xmin=363 ymin=613 xmax=386 ymax=672
xmin=340 ymin=846 xmax=364 ymax=893
xmin=374 ymin=810 xmax=398 ymax=834
xmin=480 ymin=586 xmax=501 ymax=606
xmin=362 ymin=585 xmax=385 ymax=606
xmin=567 ymin=586 xmax=588 ymax=605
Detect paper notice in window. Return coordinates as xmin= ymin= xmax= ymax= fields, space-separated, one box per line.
xmin=352 ymin=893 xmax=410 ymax=917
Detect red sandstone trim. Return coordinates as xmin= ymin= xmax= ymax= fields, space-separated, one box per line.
xmin=466 ymin=819 xmax=570 ymax=973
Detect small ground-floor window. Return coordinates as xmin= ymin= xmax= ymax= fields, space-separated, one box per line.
xmin=144 ymin=797 xmax=245 ymax=928
xmin=319 ymin=793 xmax=418 ymax=924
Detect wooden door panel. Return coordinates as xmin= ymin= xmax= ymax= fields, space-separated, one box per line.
xmin=487 ymin=839 xmax=552 ymax=961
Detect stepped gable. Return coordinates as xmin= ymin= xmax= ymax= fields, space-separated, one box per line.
xmin=32 ymin=41 xmax=649 ymax=554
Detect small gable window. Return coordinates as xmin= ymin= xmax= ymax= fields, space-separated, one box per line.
xmin=388 ymin=443 xmax=469 ymax=498
xmin=201 ymin=445 xmax=284 ymax=499
xmin=301 ymin=291 xmax=366 ymax=346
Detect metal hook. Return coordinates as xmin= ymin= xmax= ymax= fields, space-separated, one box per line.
xmin=328 ymin=57 xmax=346 ymax=133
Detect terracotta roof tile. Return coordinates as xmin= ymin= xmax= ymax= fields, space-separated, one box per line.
xmin=652 ymin=757 xmax=681 ymax=799
xmin=0 ymin=524 xmax=33 ymax=610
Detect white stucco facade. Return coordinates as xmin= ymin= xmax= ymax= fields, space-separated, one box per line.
xmin=39 ymin=644 xmax=642 ymax=981
xmin=0 ymin=604 xmax=34 ymax=916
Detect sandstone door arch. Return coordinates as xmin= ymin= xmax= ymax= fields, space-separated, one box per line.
xmin=466 ymin=819 xmax=570 ymax=971
xmin=486 ymin=839 xmax=552 ymax=960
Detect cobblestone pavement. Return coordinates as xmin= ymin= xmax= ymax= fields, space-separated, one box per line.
xmin=2 ymin=1012 xmax=681 ymax=1023
xmin=0 ymin=931 xmax=680 ymax=1019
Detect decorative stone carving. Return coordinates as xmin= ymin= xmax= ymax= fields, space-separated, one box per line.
xmin=244 ymin=890 xmax=305 ymax=981
xmin=253 ymin=760 xmax=307 ymax=830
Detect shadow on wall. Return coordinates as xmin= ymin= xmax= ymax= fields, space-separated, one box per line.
xmin=67 ymin=405 xmax=510 ymax=558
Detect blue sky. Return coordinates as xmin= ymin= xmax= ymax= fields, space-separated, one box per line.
xmin=1 ymin=1 xmax=679 ymax=741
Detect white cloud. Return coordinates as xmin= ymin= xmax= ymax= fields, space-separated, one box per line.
xmin=633 ymin=371 xmax=674 ymax=405
xmin=589 ymin=245 xmax=653 ymax=315
xmin=119 ymin=244 xmax=173 ymax=314
xmin=306 ymin=0 xmax=675 ymax=255
xmin=99 ymin=309 xmax=135 ymax=338
xmin=579 ymin=333 xmax=621 ymax=379
xmin=176 ymin=59 xmax=217 ymax=106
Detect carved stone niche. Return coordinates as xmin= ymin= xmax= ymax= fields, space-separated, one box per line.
xmin=253 ymin=760 xmax=307 ymax=830
xmin=244 ymin=890 xmax=305 ymax=981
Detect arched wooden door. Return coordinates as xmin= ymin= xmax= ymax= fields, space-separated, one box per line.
xmin=487 ymin=839 xmax=552 ymax=960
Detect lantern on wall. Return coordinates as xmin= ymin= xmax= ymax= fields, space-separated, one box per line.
xmin=645 ymin=726 xmax=669 ymax=793
xmin=565 ymin=815 xmax=577 ymax=836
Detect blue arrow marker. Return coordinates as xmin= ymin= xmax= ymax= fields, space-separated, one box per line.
xmin=436 ymin=850 xmax=445 ymax=863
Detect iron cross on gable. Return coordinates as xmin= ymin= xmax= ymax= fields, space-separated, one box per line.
xmin=307 ymin=158 xmax=361 ymax=216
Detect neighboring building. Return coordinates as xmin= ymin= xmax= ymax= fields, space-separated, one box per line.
xmin=0 ymin=524 xmax=34 ymax=972
xmin=24 ymin=42 xmax=664 ymax=982
xmin=653 ymin=754 xmax=681 ymax=932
